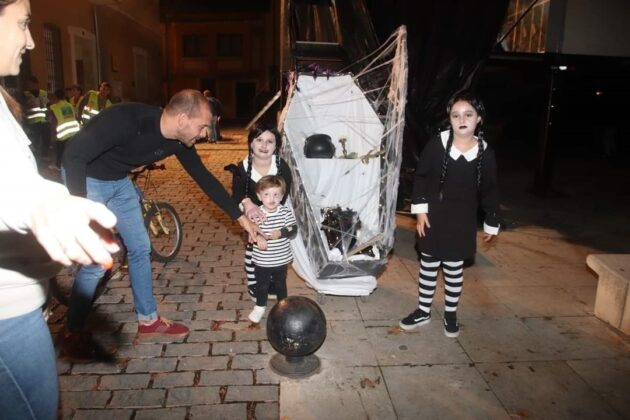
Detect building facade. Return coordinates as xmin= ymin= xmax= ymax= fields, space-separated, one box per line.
xmin=1 ymin=0 xmax=163 ymax=105
xmin=161 ymin=0 xmax=279 ymax=121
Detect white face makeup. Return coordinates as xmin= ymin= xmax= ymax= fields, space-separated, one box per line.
xmin=250 ymin=130 xmax=277 ymax=160
xmin=0 ymin=0 xmax=35 ymax=76
xmin=449 ymin=100 xmax=481 ymax=138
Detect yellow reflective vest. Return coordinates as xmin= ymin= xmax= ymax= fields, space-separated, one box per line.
xmin=23 ymin=89 xmax=48 ymax=124
xmin=49 ymin=100 xmax=80 ymax=141
xmin=81 ymin=90 xmax=112 ymax=124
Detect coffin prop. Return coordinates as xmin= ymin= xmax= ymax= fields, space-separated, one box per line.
xmin=279 ymin=26 xmax=408 ymax=296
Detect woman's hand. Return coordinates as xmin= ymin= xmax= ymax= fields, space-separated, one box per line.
xmin=256 ymin=235 xmax=268 ymax=251
xmin=237 ymin=215 xmax=264 ymax=243
xmin=242 ymin=198 xmax=266 ymax=224
xmin=268 ymin=229 xmax=281 ymax=240
xmin=416 ymin=213 xmax=431 ymax=237
xmin=30 ymin=194 xmax=120 ymax=268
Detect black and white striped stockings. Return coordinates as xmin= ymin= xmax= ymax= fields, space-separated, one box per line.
xmin=417 ymin=253 xmax=463 ymax=314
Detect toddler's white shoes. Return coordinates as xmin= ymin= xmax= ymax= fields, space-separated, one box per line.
xmin=248 ymin=305 xmax=266 ymax=323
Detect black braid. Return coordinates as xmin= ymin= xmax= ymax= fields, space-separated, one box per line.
xmin=438 ymin=129 xmax=454 ymax=201
xmin=476 ymin=131 xmax=485 ymax=192
xmin=275 ymin=152 xmax=282 ymax=177
xmin=244 ymin=152 xmax=253 ymax=200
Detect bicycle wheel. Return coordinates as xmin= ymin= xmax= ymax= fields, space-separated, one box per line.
xmin=144 ymin=201 xmax=182 ymax=263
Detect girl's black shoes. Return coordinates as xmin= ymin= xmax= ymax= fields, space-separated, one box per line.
xmin=444 ymin=313 xmax=459 ymax=338
xmin=399 ymin=309 xmax=431 ymax=331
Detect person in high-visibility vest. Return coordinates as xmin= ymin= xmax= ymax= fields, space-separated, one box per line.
xmin=67 ymin=84 xmax=83 ymax=116
xmin=48 ymin=89 xmax=80 ymax=169
xmin=22 ymin=75 xmax=50 ymax=159
xmin=77 ymin=81 xmax=112 ymax=125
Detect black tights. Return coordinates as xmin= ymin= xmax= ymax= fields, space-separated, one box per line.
xmin=254 ymin=264 xmax=288 ymax=306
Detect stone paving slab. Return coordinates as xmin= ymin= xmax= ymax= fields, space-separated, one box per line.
xmin=487 ymin=285 xmax=593 ymax=317
xmin=477 ymin=361 xmax=623 ymax=419
xmin=365 ymin=324 xmax=471 ymax=366
xmin=382 ymin=364 xmax=509 ymax=420
xmin=522 ymin=316 xmax=630 ymax=359
xmin=315 ymin=320 xmax=379 ymax=367
xmin=566 ymin=357 xmax=630 ymax=415
xmin=456 ymin=317 xmax=572 ymax=363
xmin=280 ymin=365 xmax=397 ymax=420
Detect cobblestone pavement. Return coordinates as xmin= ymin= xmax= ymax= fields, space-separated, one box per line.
xmin=49 ymin=128 xmax=285 ymax=419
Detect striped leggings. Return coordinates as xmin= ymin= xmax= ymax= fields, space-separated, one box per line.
xmin=417 ymin=253 xmax=464 ymax=314
xmin=245 ymin=244 xmax=256 ymax=293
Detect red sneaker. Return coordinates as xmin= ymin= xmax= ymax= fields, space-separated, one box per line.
xmin=137 ymin=317 xmax=189 ymax=337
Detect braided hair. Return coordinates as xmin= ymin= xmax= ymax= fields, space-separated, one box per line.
xmin=243 ymin=122 xmax=283 ymax=200
xmin=438 ymin=128 xmax=454 ymax=201
xmin=475 ymin=130 xmax=485 ymax=191
xmin=439 ymin=91 xmax=487 ymax=200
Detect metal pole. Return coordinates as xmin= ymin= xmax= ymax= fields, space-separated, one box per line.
xmin=533 ymin=59 xmax=560 ymax=196
xmin=93 ymin=7 xmax=102 ymax=85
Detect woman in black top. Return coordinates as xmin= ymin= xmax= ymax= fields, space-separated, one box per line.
xmin=225 ymin=122 xmax=293 ymax=300
xmin=399 ymin=91 xmax=500 ymax=338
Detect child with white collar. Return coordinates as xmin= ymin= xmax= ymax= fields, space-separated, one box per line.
xmin=399 ymin=91 xmax=500 ymax=337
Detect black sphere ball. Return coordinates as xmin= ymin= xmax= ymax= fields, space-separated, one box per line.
xmin=304 ymin=133 xmax=335 ymax=158
xmin=266 ymin=296 xmax=327 ymax=357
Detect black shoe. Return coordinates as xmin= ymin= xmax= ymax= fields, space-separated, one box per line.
xmin=443 ymin=313 xmax=459 ymax=338
xmin=399 ymin=309 xmax=431 ymax=331
xmin=59 ymin=329 xmax=116 ymax=363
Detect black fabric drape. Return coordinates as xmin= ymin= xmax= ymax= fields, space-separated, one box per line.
xmin=365 ymin=0 xmax=510 ymax=205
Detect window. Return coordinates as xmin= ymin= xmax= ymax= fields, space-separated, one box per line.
xmin=217 ymin=34 xmax=243 ymax=57
xmin=43 ymin=24 xmax=63 ymax=92
xmin=182 ymin=34 xmax=208 ymax=58
xmin=499 ymin=0 xmax=550 ymax=53
xmin=292 ymin=0 xmax=340 ymax=43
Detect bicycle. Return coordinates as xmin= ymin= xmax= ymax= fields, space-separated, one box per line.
xmin=132 ymin=163 xmax=183 ymax=263
xmin=50 ymin=163 xmax=183 ymax=306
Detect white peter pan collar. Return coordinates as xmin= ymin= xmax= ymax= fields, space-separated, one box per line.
xmin=440 ymin=130 xmax=487 ymax=162
xmin=242 ymin=155 xmax=279 ymax=182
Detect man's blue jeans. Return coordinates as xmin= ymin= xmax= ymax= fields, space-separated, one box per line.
xmin=67 ymin=176 xmax=157 ymax=331
xmin=0 ymin=309 xmax=58 ymax=419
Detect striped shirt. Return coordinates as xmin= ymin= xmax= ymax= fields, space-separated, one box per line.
xmin=252 ymin=204 xmax=296 ymax=267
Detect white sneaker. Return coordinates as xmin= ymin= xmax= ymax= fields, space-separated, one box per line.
xmin=248 ymin=305 xmax=266 ymax=323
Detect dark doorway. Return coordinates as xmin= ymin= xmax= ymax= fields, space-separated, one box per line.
xmin=235 ymin=81 xmax=256 ymax=120
xmin=75 ymin=59 xmax=85 ymax=88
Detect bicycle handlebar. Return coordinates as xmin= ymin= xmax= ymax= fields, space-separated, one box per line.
xmin=148 ymin=163 xmax=166 ymax=171
xmin=130 ymin=163 xmax=166 ymax=176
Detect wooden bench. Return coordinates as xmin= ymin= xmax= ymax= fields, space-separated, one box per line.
xmin=586 ymin=254 xmax=630 ymax=334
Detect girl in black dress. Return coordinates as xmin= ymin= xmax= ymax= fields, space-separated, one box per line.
xmin=225 ymin=123 xmax=292 ymax=301
xmin=399 ymin=91 xmax=500 ymax=337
